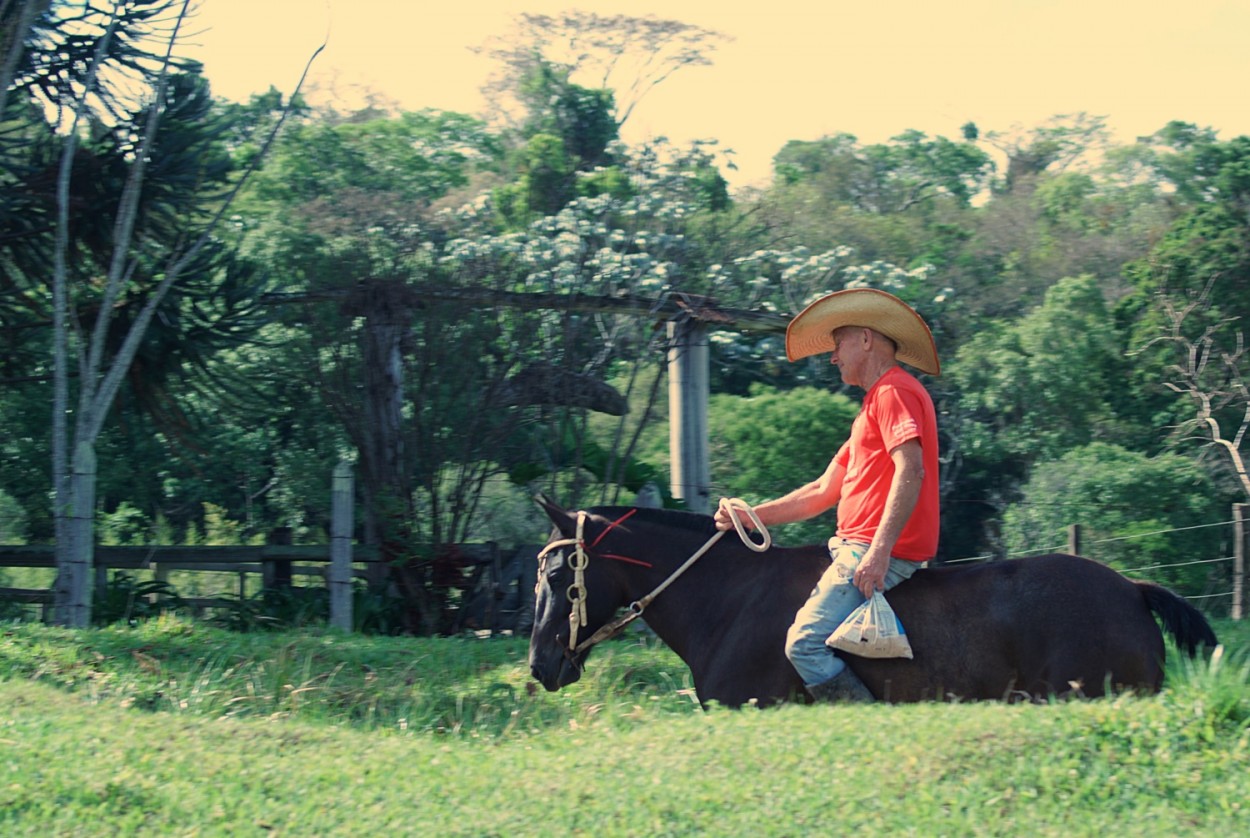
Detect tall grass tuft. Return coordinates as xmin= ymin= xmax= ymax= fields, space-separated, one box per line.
xmin=1165 ymin=644 xmax=1250 ymax=736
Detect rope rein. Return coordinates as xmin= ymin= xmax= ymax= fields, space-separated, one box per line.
xmin=543 ymin=498 xmax=770 ymax=656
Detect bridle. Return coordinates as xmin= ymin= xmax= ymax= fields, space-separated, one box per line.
xmin=536 ymin=498 xmax=771 ymax=657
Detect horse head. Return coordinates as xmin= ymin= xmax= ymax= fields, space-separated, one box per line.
xmin=528 ymin=495 xmax=638 ymax=692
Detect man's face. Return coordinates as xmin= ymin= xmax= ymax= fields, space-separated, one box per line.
xmin=830 ymin=326 xmax=868 ymax=386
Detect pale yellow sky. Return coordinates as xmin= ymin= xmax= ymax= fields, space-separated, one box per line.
xmin=183 ymin=0 xmax=1250 ymax=188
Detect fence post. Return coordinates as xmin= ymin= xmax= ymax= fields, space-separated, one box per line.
xmin=1067 ymin=523 xmax=1083 ymax=556
xmin=151 ymin=562 xmax=169 ymax=608
xmin=329 ymin=461 xmax=354 ymax=631
xmin=262 ymin=527 xmax=293 ymax=590
xmin=1234 ymin=503 xmax=1246 ymax=621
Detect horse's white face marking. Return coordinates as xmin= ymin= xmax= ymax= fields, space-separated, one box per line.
xmin=534 ymin=547 xmax=570 ymax=630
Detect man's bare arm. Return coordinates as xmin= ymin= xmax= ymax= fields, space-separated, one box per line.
xmin=852 ymin=439 xmax=924 ymax=596
xmin=715 ymin=456 xmax=845 ymax=531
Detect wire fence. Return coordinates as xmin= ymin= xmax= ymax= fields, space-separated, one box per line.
xmin=3 ymin=502 xmax=1246 ymax=619
xmin=940 ymin=511 xmax=1245 ymax=619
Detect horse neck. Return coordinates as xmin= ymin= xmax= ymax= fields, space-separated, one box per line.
xmin=618 ymin=535 xmax=807 ymax=666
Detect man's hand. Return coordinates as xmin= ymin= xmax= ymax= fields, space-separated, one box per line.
xmin=853 ymin=544 xmax=890 ymax=597
xmin=713 ymin=497 xmax=750 ymax=531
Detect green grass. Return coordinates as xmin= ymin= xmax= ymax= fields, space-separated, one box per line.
xmin=0 ymin=617 xmax=699 ymax=736
xmin=1 ymin=617 xmax=1247 ymax=835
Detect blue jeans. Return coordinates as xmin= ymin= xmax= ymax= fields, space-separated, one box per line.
xmin=784 ymin=539 xmax=923 ymax=688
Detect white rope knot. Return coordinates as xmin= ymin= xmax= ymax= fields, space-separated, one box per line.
xmin=718 ymin=497 xmax=771 ymax=552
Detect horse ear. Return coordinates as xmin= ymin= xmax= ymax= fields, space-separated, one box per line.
xmin=533 ymin=493 xmax=576 ymax=534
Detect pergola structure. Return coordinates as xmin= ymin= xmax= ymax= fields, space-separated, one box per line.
xmin=263 ymin=287 xmax=791 ymax=512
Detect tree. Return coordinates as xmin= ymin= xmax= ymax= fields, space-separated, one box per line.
xmin=984 ymin=112 xmax=1109 ymax=194
xmin=479 ymin=12 xmax=729 ymax=226
xmin=773 ymin=130 xmax=993 ymax=213
xmin=2 ymin=0 xmax=189 ymax=122
xmin=477 ymin=11 xmax=729 ymax=131
xmin=929 ymin=119 xmax=1181 ymax=332
xmin=0 ymin=1 xmax=49 ymax=115
xmin=942 ymin=276 xmax=1136 ymax=559
xmin=950 ymin=275 xmax=1129 ymax=462
xmin=708 ymin=384 xmax=859 ymax=546
xmin=1123 ymin=131 xmax=1250 ymax=319
xmin=240 ymin=104 xmax=534 ymax=632
xmin=50 ymin=2 xmax=238 ymax=626
xmin=1001 ymin=443 xmax=1229 ymax=596
xmin=759 ymin=130 xmax=991 ymax=303
xmin=0 ymin=88 xmax=319 ymax=547
xmin=0 ymin=0 xmax=319 ymax=625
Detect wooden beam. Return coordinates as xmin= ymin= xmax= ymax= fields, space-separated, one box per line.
xmin=260 ymin=287 xmax=791 ymax=335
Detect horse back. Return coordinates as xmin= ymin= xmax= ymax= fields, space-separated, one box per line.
xmin=856 ymin=554 xmax=1175 ymax=701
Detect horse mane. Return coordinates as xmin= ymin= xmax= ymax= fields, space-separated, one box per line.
xmin=586 ymin=505 xmax=719 ymax=539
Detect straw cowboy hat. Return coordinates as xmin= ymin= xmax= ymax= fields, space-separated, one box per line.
xmin=785 ymin=288 xmax=941 ymax=376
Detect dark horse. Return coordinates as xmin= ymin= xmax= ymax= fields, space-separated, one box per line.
xmin=528 ymin=499 xmax=1219 ymax=707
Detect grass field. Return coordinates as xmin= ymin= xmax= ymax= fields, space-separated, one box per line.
xmin=1 ymin=617 xmax=1248 ymax=836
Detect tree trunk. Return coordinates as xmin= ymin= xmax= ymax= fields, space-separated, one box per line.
xmin=54 ymin=441 xmax=95 ymax=627
xmin=348 ymin=281 xmax=439 ymax=633
xmin=0 ymin=0 xmax=50 ymax=117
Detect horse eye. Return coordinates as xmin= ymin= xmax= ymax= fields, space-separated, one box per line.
xmin=536 ymin=551 xmax=567 ymax=594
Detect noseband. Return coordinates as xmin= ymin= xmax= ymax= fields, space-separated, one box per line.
xmin=536 ymin=499 xmax=771 ymax=657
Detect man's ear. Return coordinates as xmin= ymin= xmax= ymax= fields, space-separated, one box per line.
xmin=870 ymin=328 xmax=898 ymax=354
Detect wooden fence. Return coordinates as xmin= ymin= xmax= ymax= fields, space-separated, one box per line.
xmin=0 ymin=541 xmax=371 ymax=596
xmin=0 ymin=540 xmax=536 ymax=633
xmin=0 ymin=463 xmax=538 ymax=633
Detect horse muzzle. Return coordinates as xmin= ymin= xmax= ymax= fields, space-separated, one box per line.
xmin=530 ymin=646 xmax=585 ymax=691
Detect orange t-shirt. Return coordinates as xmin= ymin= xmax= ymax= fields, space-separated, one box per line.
xmin=832 ymin=366 xmax=939 ymax=561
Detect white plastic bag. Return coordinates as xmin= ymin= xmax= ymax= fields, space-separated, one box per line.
xmin=826 ymin=591 xmax=914 ymax=659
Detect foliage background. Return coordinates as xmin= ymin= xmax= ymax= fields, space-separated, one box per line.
xmin=2 ymin=5 xmax=1249 ymax=624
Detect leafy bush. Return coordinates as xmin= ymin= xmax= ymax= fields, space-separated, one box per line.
xmin=1002 ymin=442 xmax=1233 ymax=596
xmin=208 ymin=582 xmax=408 ymax=635
xmin=209 ymin=586 xmax=326 ymax=633
xmin=710 ymin=384 xmax=859 ymax=546
xmin=0 ymin=488 xmax=28 ymax=543
xmin=92 ymin=572 xmax=186 ymax=626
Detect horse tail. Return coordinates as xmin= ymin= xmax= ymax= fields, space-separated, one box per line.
xmin=1136 ymin=581 xmax=1219 ymax=657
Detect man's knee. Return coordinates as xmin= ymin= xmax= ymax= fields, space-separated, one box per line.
xmin=784 ymin=622 xmax=803 ymax=666
xmin=785 ymin=622 xmax=827 ymax=669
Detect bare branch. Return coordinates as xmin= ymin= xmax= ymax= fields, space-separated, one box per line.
xmin=82 ymin=19 xmax=326 ymax=442
xmin=1143 ymin=279 xmax=1250 ymax=498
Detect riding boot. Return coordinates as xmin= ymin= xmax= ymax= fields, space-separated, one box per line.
xmin=807 ymin=668 xmax=875 ymax=703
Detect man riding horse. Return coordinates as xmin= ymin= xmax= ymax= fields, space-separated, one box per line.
xmin=713 ymin=288 xmax=941 ymax=703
